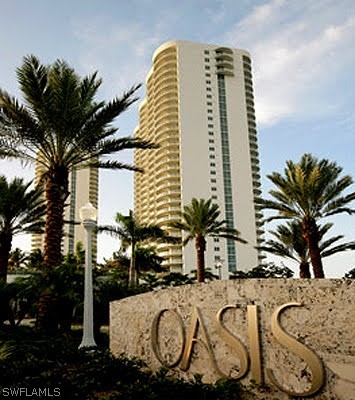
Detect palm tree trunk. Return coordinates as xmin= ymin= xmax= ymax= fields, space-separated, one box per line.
xmin=0 ymin=232 xmax=12 ymax=282
xmin=43 ymin=169 xmax=69 ymax=268
xmin=35 ymin=292 xmax=59 ymax=334
xmin=37 ymin=168 xmax=68 ymax=333
xmin=299 ymin=261 xmax=311 ymax=278
xmin=195 ymin=235 xmax=206 ymax=283
xmin=303 ymin=218 xmax=325 ymax=278
xmin=128 ymin=241 xmax=136 ymax=287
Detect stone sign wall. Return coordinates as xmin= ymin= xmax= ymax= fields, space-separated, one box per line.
xmin=110 ymin=279 xmax=355 ymax=399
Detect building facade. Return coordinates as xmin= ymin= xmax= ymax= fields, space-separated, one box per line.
xmin=134 ymin=40 xmax=263 ymax=278
xmin=32 ymin=166 xmax=98 ymax=260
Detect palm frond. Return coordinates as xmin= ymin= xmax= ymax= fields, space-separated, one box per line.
xmin=89 ymin=160 xmax=143 ymax=172
xmin=321 ymin=241 xmax=355 ymax=258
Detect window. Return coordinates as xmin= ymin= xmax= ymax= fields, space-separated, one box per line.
xmin=209 ymin=154 xmax=215 ymax=159
xmin=210 ymin=162 xmax=215 ymax=167
xmin=209 ymin=139 xmax=214 ymax=144
xmin=205 ymin=73 xmax=211 ymax=77
xmin=211 ymin=187 xmax=217 ymax=191
xmin=209 ymin=147 xmax=215 ymax=151
xmin=206 ymin=94 xmax=212 ymax=99
xmin=213 ymin=237 xmax=220 ymax=242
xmin=208 ymin=124 xmax=213 ymax=128
xmin=204 ymin=58 xmax=210 ymax=62
xmin=212 ymin=195 xmax=217 ymax=199
xmin=210 ymin=170 xmax=216 ymax=174
xmin=206 ymin=80 xmax=211 ymax=84
xmin=206 ymin=87 xmax=211 ymax=91
xmin=214 ymin=255 xmax=221 ymax=261
xmin=204 ymin=50 xmax=210 ymax=54
xmin=211 ymin=178 xmax=216 ymax=183
xmin=205 ymin=65 xmax=210 ymax=70
xmin=207 ymin=101 xmax=212 ymax=106
xmin=207 ymin=109 xmax=213 ymax=113
xmin=214 ymin=247 xmax=220 ymax=251
xmin=208 ymin=116 xmax=213 ymax=121
xmin=208 ymin=131 xmax=214 ymax=136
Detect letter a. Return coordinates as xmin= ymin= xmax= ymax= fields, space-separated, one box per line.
xmin=180 ymin=307 xmax=221 ymax=374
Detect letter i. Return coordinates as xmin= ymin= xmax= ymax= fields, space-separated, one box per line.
xmin=247 ymin=305 xmax=263 ymax=384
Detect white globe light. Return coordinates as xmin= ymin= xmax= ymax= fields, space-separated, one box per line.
xmin=79 ymin=202 xmax=97 ymax=222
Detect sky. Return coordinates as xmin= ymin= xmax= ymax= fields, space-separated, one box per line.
xmin=0 ymin=0 xmax=354 ymax=277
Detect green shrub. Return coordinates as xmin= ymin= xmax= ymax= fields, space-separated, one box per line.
xmin=0 ymin=328 xmax=251 ymax=399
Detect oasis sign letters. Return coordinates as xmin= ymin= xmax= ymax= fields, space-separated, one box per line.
xmin=110 ymin=280 xmax=355 ymax=399
xmin=151 ymin=302 xmax=324 ymax=397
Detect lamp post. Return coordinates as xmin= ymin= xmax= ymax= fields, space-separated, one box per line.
xmin=215 ymin=259 xmax=224 ymax=280
xmin=79 ymin=202 xmax=97 ymax=349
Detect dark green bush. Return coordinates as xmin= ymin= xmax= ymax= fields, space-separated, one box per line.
xmin=0 ymin=327 xmax=251 ymax=400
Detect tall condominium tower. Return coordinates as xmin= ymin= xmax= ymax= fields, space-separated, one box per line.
xmin=134 ymin=40 xmax=263 ymax=278
xmin=32 ymin=166 xmax=98 ymax=259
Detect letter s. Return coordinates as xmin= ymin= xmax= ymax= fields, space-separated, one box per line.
xmin=267 ymin=302 xmax=325 ymax=397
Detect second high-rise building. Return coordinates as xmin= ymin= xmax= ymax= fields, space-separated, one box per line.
xmin=134 ymin=40 xmax=263 ymax=278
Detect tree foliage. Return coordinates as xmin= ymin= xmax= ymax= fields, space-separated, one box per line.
xmin=98 ymin=210 xmax=176 ymax=286
xmin=0 ymin=176 xmax=45 ymax=281
xmin=170 ymin=198 xmax=246 ymax=282
xmin=259 ymin=221 xmax=355 ymax=278
xmin=230 ymin=263 xmax=294 ymax=279
xmin=258 ymin=154 xmax=355 ymax=278
xmin=0 ymin=55 xmax=155 ymax=270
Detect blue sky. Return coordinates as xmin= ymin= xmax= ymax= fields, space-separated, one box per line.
xmin=0 ymin=0 xmax=354 ymax=277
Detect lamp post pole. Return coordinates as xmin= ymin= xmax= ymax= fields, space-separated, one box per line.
xmin=215 ymin=259 xmax=224 ymax=280
xmin=79 ymin=203 xmax=97 ymax=349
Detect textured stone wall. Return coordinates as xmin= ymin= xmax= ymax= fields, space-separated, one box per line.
xmin=110 ymin=279 xmax=355 ymax=399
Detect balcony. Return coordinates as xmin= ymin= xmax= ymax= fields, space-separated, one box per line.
xmin=154 ymin=82 xmax=178 ymax=100
xmin=245 ymin=92 xmax=254 ymax=101
xmin=216 ymin=68 xmax=234 ymax=77
xmin=156 ymin=197 xmax=181 ymax=209
xmin=253 ymin=187 xmax=262 ymax=196
xmin=242 ymin=55 xmax=251 ymax=64
xmin=157 ymin=214 xmax=181 ymax=226
xmin=244 ymin=78 xmax=253 ymax=87
xmin=249 ymin=141 xmax=258 ymax=151
xmin=156 ymin=171 xmax=180 ymax=184
xmin=250 ymin=148 xmax=259 ymax=157
xmin=215 ymin=47 xmax=233 ymax=55
xmin=154 ymin=110 xmax=179 ymax=127
xmin=153 ymin=50 xmax=177 ymax=69
xmin=156 ymin=188 xmax=181 ymax=201
xmin=154 ymin=61 xmax=177 ymax=79
xmin=153 ymin=96 xmax=178 ymax=113
xmin=154 ymin=67 xmax=177 ymax=84
xmin=244 ymin=70 xmax=252 ymax=79
xmin=155 ymin=118 xmax=179 ymax=132
xmin=245 ymin=83 xmax=254 ymax=93
xmin=215 ymin=54 xmax=233 ymax=62
xmin=156 ymin=178 xmax=181 ymax=190
xmin=154 ymin=88 xmax=178 ymax=106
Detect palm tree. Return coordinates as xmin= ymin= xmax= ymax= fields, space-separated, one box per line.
xmin=0 ymin=55 xmax=154 ymax=269
xmin=8 ymin=247 xmax=29 ymax=271
xmin=134 ymin=246 xmax=165 ymax=273
xmin=259 ymin=221 xmax=310 ymax=278
xmin=170 ymin=198 xmax=246 ymax=283
xmin=259 ymin=221 xmax=355 ymax=278
xmin=98 ymin=211 xmax=176 ymax=287
xmin=230 ymin=263 xmax=294 ymax=279
xmin=258 ymin=154 xmax=355 ymax=278
xmin=0 ymin=176 xmax=45 ymax=281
